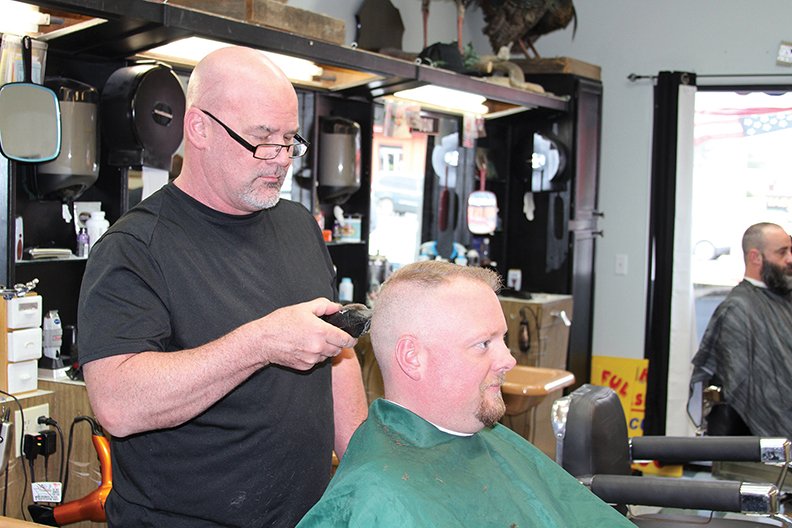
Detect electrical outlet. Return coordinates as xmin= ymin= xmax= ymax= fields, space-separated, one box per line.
xmin=14 ymin=403 xmax=49 ymax=458
xmin=615 ymin=254 xmax=629 ymax=276
xmin=777 ymin=41 xmax=792 ymax=66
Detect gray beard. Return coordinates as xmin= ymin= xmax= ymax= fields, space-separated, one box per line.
xmin=241 ymin=174 xmax=284 ymax=210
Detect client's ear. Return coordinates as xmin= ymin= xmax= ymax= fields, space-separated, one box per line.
xmin=394 ymin=335 xmax=423 ymax=381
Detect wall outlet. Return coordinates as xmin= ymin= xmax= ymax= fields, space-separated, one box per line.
xmin=777 ymin=41 xmax=792 ymax=66
xmin=615 ymin=254 xmax=629 ymax=276
xmin=14 ymin=403 xmax=50 ymax=458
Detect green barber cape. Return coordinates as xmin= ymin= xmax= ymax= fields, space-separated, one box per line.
xmin=298 ymin=399 xmax=635 ymax=527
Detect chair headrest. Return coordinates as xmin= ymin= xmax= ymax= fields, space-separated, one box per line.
xmin=558 ymin=384 xmax=631 ymax=477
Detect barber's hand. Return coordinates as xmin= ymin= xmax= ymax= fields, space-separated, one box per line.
xmin=256 ymin=298 xmax=357 ymax=371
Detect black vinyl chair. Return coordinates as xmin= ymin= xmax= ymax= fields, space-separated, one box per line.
xmin=552 ymin=384 xmax=792 ymax=527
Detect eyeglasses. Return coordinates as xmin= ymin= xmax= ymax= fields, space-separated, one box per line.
xmin=199 ymin=109 xmax=309 ymax=160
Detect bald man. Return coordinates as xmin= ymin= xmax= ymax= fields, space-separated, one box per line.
xmin=298 ymin=261 xmax=635 ymax=527
xmin=692 ymin=222 xmax=792 ymax=437
xmin=78 ymin=47 xmax=367 ymax=527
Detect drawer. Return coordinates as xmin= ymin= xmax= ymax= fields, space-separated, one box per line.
xmin=7 ymin=327 xmax=42 ymax=362
xmin=6 ymin=295 xmax=42 ymax=330
xmin=7 ymin=359 xmax=38 ymax=394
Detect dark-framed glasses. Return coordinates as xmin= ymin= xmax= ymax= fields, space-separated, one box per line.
xmin=199 ymin=108 xmax=309 ymax=160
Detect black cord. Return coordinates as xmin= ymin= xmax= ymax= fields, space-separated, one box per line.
xmin=61 ymin=420 xmax=78 ymax=502
xmin=61 ymin=416 xmax=97 ymax=502
xmin=0 ymin=390 xmax=28 ymax=521
xmin=55 ymin=423 xmax=64 ymax=487
xmin=2 ymin=456 xmax=8 ymax=516
xmin=40 ymin=417 xmax=65 ymax=486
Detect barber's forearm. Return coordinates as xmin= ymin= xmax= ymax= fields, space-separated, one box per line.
xmin=84 ymin=322 xmax=268 ymax=438
xmin=331 ymin=348 xmax=368 ymax=459
xmin=84 ymin=299 xmax=355 ymax=438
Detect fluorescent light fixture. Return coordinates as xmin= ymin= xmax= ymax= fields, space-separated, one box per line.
xmin=393 ymin=85 xmax=489 ymax=115
xmin=143 ymin=36 xmax=323 ymax=82
xmin=0 ymin=0 xmax=45 ymax=34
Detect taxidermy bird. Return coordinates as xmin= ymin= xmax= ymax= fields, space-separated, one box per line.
xmin=422 ymin=0 xmax=576 ymax=59
xmin=422 ymin=0 xmax=476 ymax=53
xmin=478 ymin=0 xmax=577 ymax=58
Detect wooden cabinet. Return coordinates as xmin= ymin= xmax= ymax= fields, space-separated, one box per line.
xmin=499 ymin=294 xmax=573 ymax=458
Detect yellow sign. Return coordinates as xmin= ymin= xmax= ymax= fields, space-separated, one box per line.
xmin=590 ymin=356 xmax=682 ymax=478
xmin=590 ymin=356 xmax=648 ymax=437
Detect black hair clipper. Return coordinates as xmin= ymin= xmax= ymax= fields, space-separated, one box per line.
xmin=321 ymin=303 xmax=372 ymax=338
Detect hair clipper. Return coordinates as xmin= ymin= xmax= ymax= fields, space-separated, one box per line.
xmin=321 ymin=303 xmax=372 ymax=338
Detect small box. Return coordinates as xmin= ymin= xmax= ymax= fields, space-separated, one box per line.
xmin=7 ymin=327 xmax=42 ymax=362
xmin=6 ymin=295 xmax=42 ymax=330
xmin=7 ymin=359 xmax=38 ymax=394
xmin=340 ymin=216 xmax=362 ymax=242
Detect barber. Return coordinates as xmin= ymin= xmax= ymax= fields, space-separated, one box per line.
xmin=78 ymin=46 xmax=367 ymax=527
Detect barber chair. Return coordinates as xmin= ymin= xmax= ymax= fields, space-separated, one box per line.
xmin=552 ymin=384 xmax=792 ymax=527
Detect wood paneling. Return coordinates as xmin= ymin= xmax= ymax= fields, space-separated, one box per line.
xmin=1 ymin=381 xmax=104 ymax=527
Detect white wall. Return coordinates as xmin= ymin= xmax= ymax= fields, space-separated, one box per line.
xmin=292 ymin=0 xmax=792 ymax=360
xmin=290 ymin=0 xmax=490 ymax=53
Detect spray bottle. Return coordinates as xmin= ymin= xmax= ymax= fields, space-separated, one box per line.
xmin=40 ymin=309 xmax=64 ymax=369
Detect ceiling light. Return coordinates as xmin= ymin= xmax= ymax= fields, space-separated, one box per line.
xmin=143 ymin=36 xmax=323 ymax=83
xmin=0 ymin=0 xmax=47 ymax=35
xmin=392 ymin=85 xmax=489 ymax=115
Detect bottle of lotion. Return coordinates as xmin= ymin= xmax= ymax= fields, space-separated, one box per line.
xmin=86 ymin=211 xmax=110 ymax=250
xmin=339 ymin=277 xmax=354 ymax=303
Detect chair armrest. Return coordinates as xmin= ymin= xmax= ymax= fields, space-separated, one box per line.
xmin=630 ymin=436 xmax=789 ymax=464
xmin=582 ymin=474 xmax=779 ymax=514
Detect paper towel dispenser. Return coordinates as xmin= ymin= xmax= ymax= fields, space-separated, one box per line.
xmin=101 ymin=62 xmax=185 ymax=170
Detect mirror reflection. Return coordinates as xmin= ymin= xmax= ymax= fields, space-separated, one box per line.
xmin=0 ymin=82 xmax=61 ymax=162
xmin=368 ymin=104 xmax=461 ymax=283
xmin=369 ymin=131 xmax=427 ymax=268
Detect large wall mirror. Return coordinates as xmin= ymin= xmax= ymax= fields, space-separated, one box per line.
xmin=368 ymin=102 xmax=461 ymax=290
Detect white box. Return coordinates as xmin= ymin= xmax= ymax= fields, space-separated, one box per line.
xmin=6 ymin=295 xmax=42 ymax=330
xmin=7 ymin=327 xmax=42 ymax=362
xmin=7 ymin=360 xmax=38 ymax=394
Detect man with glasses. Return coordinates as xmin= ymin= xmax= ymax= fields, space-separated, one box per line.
xmin=691 ymin=222 xmax=792 ymax=437
xmin=78 ymin=46 xmax=367 ymax=527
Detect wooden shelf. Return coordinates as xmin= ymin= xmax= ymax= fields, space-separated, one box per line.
xmin=31 ymin=0 xmax=569 ymax=113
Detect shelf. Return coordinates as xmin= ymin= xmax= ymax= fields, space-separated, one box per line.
xmin=31 ymin=0 xmax=570 ymax=114
xmin=326 ymin=241 xmax=366 ymax=247
xmin=16 ymin=256 xmax=86 ymax=264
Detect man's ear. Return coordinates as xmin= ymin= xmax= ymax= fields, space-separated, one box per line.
xmin=748 ymin=248 xmax=763 ymax=267
xmin=184 ymin=108 xmax=209 ymax=149
xmin=394 ymin=335 xmax=422 ymax=381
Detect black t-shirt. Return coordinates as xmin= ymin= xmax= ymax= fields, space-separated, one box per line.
xmin=78 ymin=183 xmax=337 ymax=527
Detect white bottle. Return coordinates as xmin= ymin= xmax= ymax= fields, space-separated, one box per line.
xmin=86 ymin=211 xmax=110 ymax=250
xmin=41 ymin=310 xmax=64 ymax=369
xmin=339 ymin=277 xmax=354 ymax=303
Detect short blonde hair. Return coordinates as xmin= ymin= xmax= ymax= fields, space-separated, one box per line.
xmin=370 ymin=261 xmax=502 ymax=376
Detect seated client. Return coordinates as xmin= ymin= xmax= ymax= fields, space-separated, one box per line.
xmin=297 ymin=260 xmax=634 ymax=527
